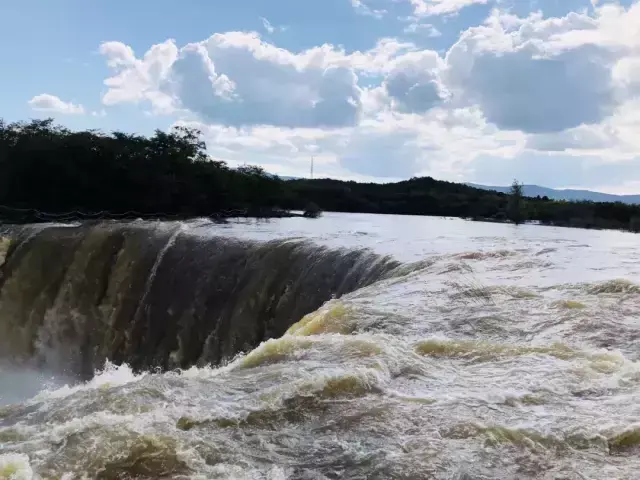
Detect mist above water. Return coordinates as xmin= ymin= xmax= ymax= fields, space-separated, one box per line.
xmin=0 ymin=363 xmax=73 ymax=406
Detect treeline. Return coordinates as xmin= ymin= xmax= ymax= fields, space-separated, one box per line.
xmin=0 ymin=118 xmax=288 ymax=221
xmin=1 ymin=118 xmax=640 ymax=232
xmin=286 ymin=177 xmax=640 ymax=232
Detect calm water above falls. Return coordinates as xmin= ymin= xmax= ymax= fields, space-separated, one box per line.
xmin=205 ymin=212 xmax=640 ymax=278
xmin=2 ymin=213 xmax=640 ymax=479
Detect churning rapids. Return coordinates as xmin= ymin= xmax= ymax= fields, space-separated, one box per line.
xmin=2 ymin=213 xmax=640 ymax=479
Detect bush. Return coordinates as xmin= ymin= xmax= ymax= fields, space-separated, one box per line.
xmin=303 ymin=202 xmax=322 ymax=218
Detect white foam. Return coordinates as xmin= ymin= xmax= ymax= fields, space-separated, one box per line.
xmin=0 ymin=453 xmax=34 ymax=480
xmin=33 ymin=361 xmax=144 ymax=402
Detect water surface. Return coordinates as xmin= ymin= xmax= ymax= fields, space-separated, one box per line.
xmin=1 ymin=214 xmax=640 ymax=479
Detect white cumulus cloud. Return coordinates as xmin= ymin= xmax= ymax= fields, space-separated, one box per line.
xmin=28 ymin=94 xmax=85 ymax=115
xmin=93 ymin=1 xmax=640 ymax=188
xmin=351 ymin=0 xmax=387 ymax=18
xmin=99 ymin=39 xmax=178 ymax=112
xmin=408 ymin=0 xmax=489 ymax=17
xmin=383 ymin=50 xmax=448 ymax=113
xmin=443 ymin=10 xmax=618 ymax=134
xmin=100 ymin=32 xmax=364 ymax=128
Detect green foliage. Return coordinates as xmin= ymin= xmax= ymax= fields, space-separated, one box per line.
xmin=508 ymin=179 xmax=525 ymax=225
xmin=0 ymin=118 xmax=285 ymax=220
xmin=303 ymin=202 xmax=322 ymax=218
xmin=286 ymin=177 xmax=640 ymax=233
xmin=2 ymin=118 xmax=640 ymax=232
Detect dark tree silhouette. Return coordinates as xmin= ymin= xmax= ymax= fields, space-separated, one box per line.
xmin=508 ymin=179 xmax=525 ymax=225
xmin=2 ymin=118 xmax=640 ymax=232
xmin=0 ymin=118 xmax=286 ymax=221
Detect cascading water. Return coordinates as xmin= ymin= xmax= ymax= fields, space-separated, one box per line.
xmin=2 ymin=214 xmax=640 ymax=479
xmin=0 ymin=222 xmax=399 ymax=377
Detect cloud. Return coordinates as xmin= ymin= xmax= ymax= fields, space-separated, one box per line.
xmin=450 ymin=46 xmax=615 ymax=133
xmin=100 ymin=41 xmax=136 ymax=68
xmin=440 ymin=4 xmax=640 ymax=158
xmin=260 ymin=17 xmax=286 ymax=34
xmin=351 ymin=0 xmax=387 ymax=18
xmin=526 ymin=126 xmax=616 ymax=153
xmin=101 ymin=33 xmax=363 ymax=128
xmin=99 ymin=39 xmax=178 ymax=113
xmin=28 ymin=94 xmax=85 ymax=115
xmin=98 ymin=34 xmax=426 ymax=124
xmin=337 ymin=127 xmax=423 ymax=178
xmin=444 ymin=10 xmax=620 ymax=134
xmin=614 ymin=55 xmax=640 ymax=96
xmin=408 ymin=0 xmax=489 ymax=17
xmin=354 ymin=0 xmax=488 ymax=18
xmin=469 ymin=151 xmax=640 ymax=190
xmin=403 ymin=21 xmax=442 ymax=37
xmin=93 ymin=2 xmax=640 ymax=189
xmin=261 ymin=17 xmax=275 ymax=34
xmin=175 ymin=103 xmax=522 ymax=181
xmin=523 ymin=96 xmax=640 ymax=161
xmin=383 ymin=50 xmax=448 ymax=113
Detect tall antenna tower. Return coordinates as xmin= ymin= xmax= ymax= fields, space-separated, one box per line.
xmin=310 ymin=156 xmax=314 ymax=179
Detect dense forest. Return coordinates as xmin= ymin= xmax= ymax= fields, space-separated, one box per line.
xmin=0 ymin=118 xmax=288 ymax=222
xmin=287 ymin=177 xmax=640 ymax=231
xmin=1 ymin=118 xmax=640 ymax=232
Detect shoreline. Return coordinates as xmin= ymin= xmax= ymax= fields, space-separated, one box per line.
xmin=1 ymin=210 xmax=638 ymax=234
xmin=0 ymin=208 xmax=312 ymax=225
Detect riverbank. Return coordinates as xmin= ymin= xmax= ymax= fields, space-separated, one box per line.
xmin=0 ymin=206 xmax=317 ymax=225
xmin=1 ymin=118 xmax=638 ymax=233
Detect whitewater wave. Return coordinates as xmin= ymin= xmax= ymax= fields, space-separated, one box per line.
xmin=2 ymin=221 xmax=640 ymax=478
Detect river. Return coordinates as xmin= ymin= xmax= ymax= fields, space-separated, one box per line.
xmin=1 ymin=213 xmax=640 ymax=479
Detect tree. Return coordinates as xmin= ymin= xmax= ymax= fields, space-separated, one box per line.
xmin=508 ymin=179 xmax=525 ymax=225
xmin=0 ymin=118 xmax=289 ymax=220
xmin=303 ymin=202 xmax=322 ymax=218
xmin=4 ymin=117 xmax=640 ymax=231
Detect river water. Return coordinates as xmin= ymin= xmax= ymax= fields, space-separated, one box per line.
xmin=2 ymin=213 xmax=640 ymax=479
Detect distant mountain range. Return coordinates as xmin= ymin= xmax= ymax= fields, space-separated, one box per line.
xmin=277 ymin=174 xmax=640 ymax=205
xmin=467 ymin=183 xmax=640 ymax=205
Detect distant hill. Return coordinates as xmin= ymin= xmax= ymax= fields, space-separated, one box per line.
xmin=282 ymin=176 xmax=640 ymax=205
xmin=467 ymin=183 xmax=640 ymax=205
xmin=280 ymin=175 xmax=640 ymax=205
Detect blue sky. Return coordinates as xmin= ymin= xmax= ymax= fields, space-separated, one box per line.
xmin=2 ymin=0 xmax=640 ymax=193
